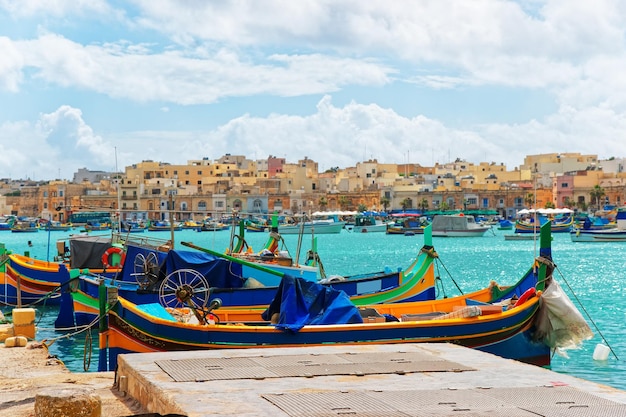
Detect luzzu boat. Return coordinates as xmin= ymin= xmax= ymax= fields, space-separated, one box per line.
xmin=0 ymin=235 xmax=124 ymax=307
xmin=0 ymin=254 xmax=80 ymax=306
xmin=225 ymin=217 xmax=320 ymax=283
xmin=570 ymin=207 xmax=626 ymax=242
xmin=515 ymin=213 xmax=574 ymax=233
xmin=97 ymin=222 xmax=591 ymax=372
xmin=58 ymin=225 xmax=442 ymax=328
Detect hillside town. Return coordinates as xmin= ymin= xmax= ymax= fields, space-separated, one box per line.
xmin=0 ymin=152 xmax=623 ymax=224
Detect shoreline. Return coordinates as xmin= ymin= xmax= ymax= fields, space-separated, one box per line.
xmin=0 ymin=341 xmax=146 ymax=417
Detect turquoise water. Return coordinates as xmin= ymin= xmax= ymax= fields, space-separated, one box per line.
xmin=2 ymin=227 xmax=625 ymax=390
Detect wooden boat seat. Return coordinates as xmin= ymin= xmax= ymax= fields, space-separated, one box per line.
xmin=359 ymin=307 xmax=394 ymax=323
xmin=400 ymin=312 xmax=446 ymax=321
xmin=358 ymin=307 xmax=383 ymax=318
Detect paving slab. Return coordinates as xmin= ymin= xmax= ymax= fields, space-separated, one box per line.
xmin=115 ymin=343 xmax=626 ymax=417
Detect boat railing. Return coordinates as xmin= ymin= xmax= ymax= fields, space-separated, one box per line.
xmin=113 ymin=232 xmax=171 ymax=250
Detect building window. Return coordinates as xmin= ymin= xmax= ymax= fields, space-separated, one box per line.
xmin=561 ymin=182 xmax=569 ymax=188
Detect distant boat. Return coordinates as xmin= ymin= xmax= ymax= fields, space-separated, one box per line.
xmin=42 ymin=221 xmax=73 ymax=232
xmin=11 ymin=221 xmax=39 ymax=233
xmin=82 ymin=221 xmax=111 ymax=232
xmin=497 ymin=219 xmax=514 ymax=230
xmin=197 ymin=220 xmax=230 ymax=232
xmin=385 ymin=214 xmax=427 ymax=235
xmin=504 ymin=233 xmax=539 ymax=241
xmin=0 ymin=215 xmax=16 ymax=231
xmin=180 ymin=220 xmax=202 ymax=230
xmin=148 ymin=221 xmax=182 ymax=232
xmin=278 ymin=218 xmax=346 ymax=234
xmin=570 ymin=207 xmax=626 ymax=242
xmin=345 ymin=214 xmax=392 ymax=233
xmin=514 ymin=209 xmax=574 ymax=233
xmin=121 ymin=221 xmax=146 ymax=233
xmin=431 ymin=214 xmax=492 ymax=237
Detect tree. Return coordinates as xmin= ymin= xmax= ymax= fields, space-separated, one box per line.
xmin=357 ymin=203 xmax=367 ymax=212
xmin=590 ymin=185 xmax=605 ymax=211
xmin=563 ymin=197 xmax=574 ymax=208
xmin=380 ymin=196 xmax=390 ymax=212
xmin=400 ymin=198 xmax=412 ymax=211
xmin=524 ymin=193 xmax=535 ymax=208
xmin=318 ymin=196 xmax=328 ymax=211
xmin=419 ymin=198 xmax=429 ymax=212
xmin=338 ymin=195 xmax=350 ymax=210
xmin=544 ymin=200 xmax=555 ymax=209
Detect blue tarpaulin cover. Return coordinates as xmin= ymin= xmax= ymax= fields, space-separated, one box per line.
xmin=261 ymin=275 xmax=363 ymax=332
xmin=161 ymin=250 xmax=245 ymax=289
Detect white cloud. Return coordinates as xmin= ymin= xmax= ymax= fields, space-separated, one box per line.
xmin=0 ymin=0 xmax=112 ymax=18
xmin=9 ymin=34 xmax=392 ymax=104
xmin=0 ymin=37 xmax=24 ymax=91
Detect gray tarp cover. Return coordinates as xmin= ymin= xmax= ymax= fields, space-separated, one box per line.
xmin=69 ymin=235 xmax=112 ymax=269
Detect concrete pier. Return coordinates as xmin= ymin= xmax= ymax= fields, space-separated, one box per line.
xmin=116 ymin=343 xmax=626 ymax=417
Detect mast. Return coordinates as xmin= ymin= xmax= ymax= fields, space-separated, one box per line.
xmin=115 ymin=146 xmax=121 ymax=233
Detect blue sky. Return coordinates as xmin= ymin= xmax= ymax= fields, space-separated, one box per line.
xmin=1 ymin=0 xmax=625 ymax=180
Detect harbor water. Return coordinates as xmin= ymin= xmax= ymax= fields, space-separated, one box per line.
xmin=2 ymin=226 xmax=624 ymax=390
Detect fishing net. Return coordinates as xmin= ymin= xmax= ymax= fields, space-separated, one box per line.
xmin=534 ymin=279 xmax=593 ymax=357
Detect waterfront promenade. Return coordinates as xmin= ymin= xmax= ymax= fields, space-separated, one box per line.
xmin=3 ymin=339 xmax=626 ymax=417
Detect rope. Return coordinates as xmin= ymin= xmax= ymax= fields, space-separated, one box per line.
xmin=434 ymin=275 xmax=447 ymax=299
xmin=554 ymin=265 xmax=619 ymax=360
xmin=41 ymin=300 xmax=117 ymax=348
xmin=420 ymin=246 xmax=439 ymax=258
xmin=432 ymin=257 xmax=464 ymax=296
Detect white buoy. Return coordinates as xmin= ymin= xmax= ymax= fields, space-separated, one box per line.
xmin=593 ymin=343 xmax=610 ymax=361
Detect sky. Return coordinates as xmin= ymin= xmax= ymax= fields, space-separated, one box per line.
xmin=1 ymin=0 xmax=625 ymax=181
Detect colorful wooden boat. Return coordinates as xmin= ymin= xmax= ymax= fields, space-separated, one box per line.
xmin=96 ymin=223 xmax=575 ymax=372
xmin=42 ymin=221 xmax=73 ymax=232
xmin=226 ymin=219 xmax=319 ymax=283
xmin=10 ymin=221 xmax=39 ymax=233
xmin=515 ymin=215 xmax=573 ymax=233
xmin=0 ymin=253 xmax=81 ymax=306
xmin=570 ymin=207 xmax=626 ymax=242
xmin=385 ymin=214 xmax=427 ymax=235
xmin=148 ymin=221 xmax=182 ymax=232
xmin=0 ymin=235 xmax=124 ymax=307
xmin=81 ymin=221 xmax=111 ymax=232
xmin=59 ymin=225 xmax=441 ymax=328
